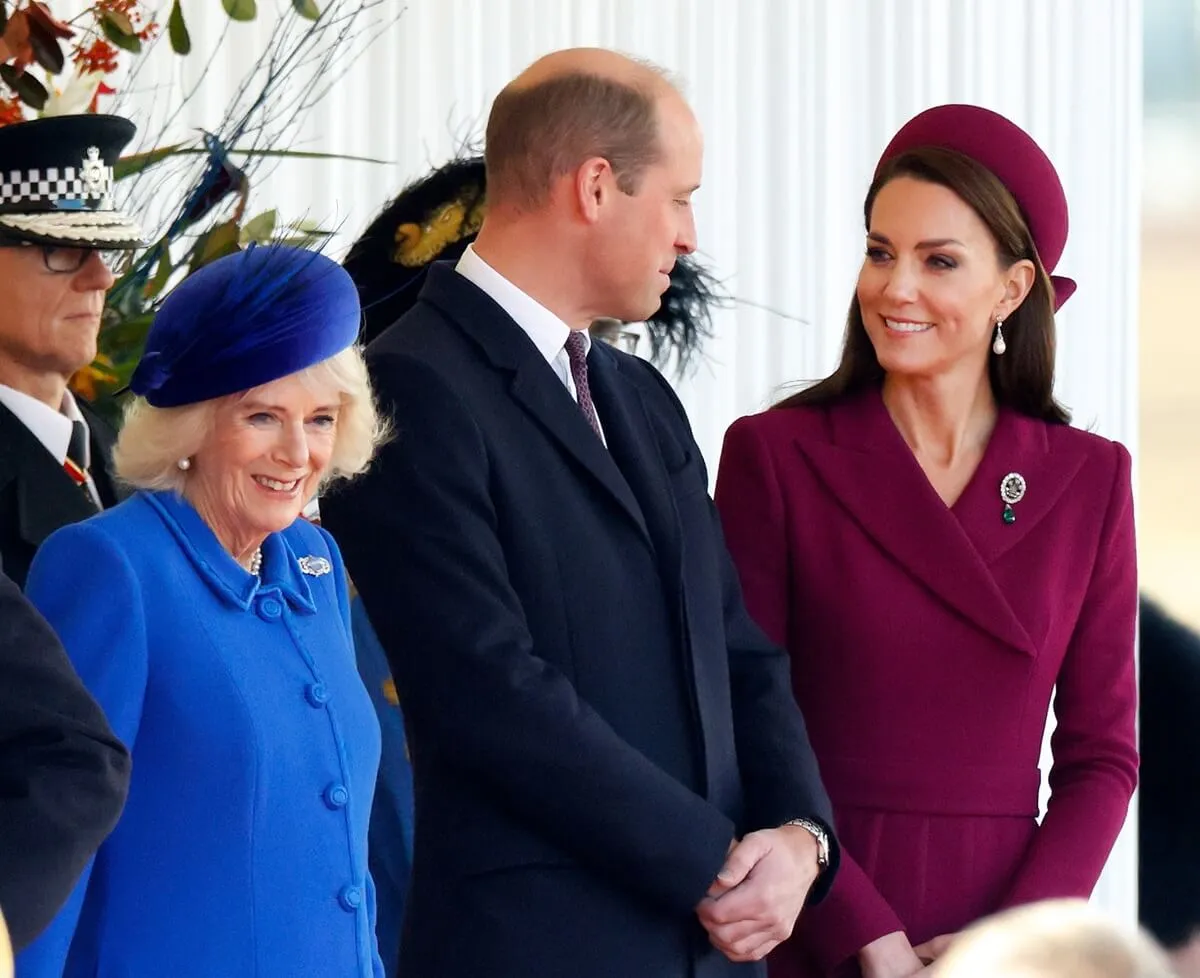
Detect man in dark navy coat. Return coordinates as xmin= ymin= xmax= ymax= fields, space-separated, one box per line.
xmin=322 ymin=47 xmax=837 ymax=978
xmin=0 ymin=568 xmax=130 ymax=951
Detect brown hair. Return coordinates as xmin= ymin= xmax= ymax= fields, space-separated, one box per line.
xmin=777 ymin=146 xmax=1070 ymax=424
xmin=484 ymin=71 xmax=663 ymax=211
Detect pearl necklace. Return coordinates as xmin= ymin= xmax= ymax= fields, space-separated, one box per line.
xmin=248 ymin=548 xmax=263 ymax=576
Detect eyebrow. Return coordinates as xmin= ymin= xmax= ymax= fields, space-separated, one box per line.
xmin=867 ymin=231 xmax=965 ymax=249
xmin=242 ymin=401 xmax=341 ymax=414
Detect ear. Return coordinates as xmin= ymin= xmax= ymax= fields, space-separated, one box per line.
xmin=574 ymin=156 xmax=614 ymax=225
xmin=995 ymin=258 xmax=1036 ymax=321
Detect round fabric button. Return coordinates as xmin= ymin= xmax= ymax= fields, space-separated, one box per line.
xmin=257 ymin=596 xmax=282 ymax=621
xmin=305 ymin=683 xmax=329 ymax=707
xmin=324 ymin=784 xmax=349 ymax=810
xmin=338 ymin=885 xmax=362 ymax=912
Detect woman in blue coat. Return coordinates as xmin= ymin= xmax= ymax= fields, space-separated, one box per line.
xmin=17 ymin=245 xmax=388 ymax=977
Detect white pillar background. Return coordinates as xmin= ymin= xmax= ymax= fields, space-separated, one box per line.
xmin=113 ymin=0 xmax=1142 ymax=924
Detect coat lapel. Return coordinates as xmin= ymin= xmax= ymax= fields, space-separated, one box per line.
xmin=795 ymin=390 xmax=1040 ymax=656
xmin=419 ymin=263 xmax=651 ymax=546
xmin=949 ymin=410 xmax=1088 ymax=566
xmin=588 ymin=346 xmax=681 ymax=585
xmin=0 ymin=403 xmax=99 ymax=550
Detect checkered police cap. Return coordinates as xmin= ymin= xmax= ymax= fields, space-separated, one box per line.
xmin=0 ymin=114 xmax=142 ymax=249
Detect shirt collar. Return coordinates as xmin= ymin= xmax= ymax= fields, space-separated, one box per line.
xmin=0 ymin=383 xmax=79 ymax=464
xmin=455 ymin=244 xmax=587 ymax=364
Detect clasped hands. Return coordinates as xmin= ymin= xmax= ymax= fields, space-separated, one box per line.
xmin=694 ymin=824 xmax=821 ymax=963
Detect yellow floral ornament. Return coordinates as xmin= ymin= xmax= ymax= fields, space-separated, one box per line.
xmin=392 ymin=193 xmax=486 ymax=268
xmin=70 ymin=354 xmax=118 ymax=402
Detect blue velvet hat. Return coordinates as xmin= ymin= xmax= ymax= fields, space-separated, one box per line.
xmin=130 ymin=245 xmax=361 ymax=407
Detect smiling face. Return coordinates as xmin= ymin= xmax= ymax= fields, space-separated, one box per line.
xmin=186 ymin=372 xmax=341 ymax=555
xmin=857 ymin=175 xmax=1033 ymax=384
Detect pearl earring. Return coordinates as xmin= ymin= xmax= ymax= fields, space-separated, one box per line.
xmin=177 ymin=457 xmax=191 ymax=471
xmin=992 ymin=319 xmax=1006 ymax=356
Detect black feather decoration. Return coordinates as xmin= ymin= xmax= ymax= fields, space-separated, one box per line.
xmin=343 ymin=153 xmax=724 ymax=373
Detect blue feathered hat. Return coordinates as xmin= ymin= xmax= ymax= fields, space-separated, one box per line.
xmin=129 ymin=244 xmax=361 ymax=407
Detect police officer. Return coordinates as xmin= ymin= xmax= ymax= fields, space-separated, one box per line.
xmin=0 ymin=113 xmax=142 ymax=586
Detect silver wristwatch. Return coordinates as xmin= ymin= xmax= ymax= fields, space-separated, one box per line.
xmin=783 ymin=817 xmax=830 ymax=873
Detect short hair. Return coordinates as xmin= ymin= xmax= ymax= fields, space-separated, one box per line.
xmin=484 ymin=68 xmax=666 ymax=210
xmin=114 ymin=345 xmax=388 ymax=494
xmin=932 ymin=900 xmax=1175 ymax=978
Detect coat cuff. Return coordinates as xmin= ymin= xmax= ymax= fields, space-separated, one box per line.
xmin=791 ymin=854 xmax=905 ymax=973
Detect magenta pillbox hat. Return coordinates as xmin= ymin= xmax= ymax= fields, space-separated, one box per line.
xmin=876 ymin=104 xmax=1077 ymax=310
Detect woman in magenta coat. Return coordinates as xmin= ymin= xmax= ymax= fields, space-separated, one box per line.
xmin=714 ymin=104 xmax=1137 ymax=978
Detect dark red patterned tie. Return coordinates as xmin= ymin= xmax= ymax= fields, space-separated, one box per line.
xmin=564 ymin=331 xmax=603 ymax=441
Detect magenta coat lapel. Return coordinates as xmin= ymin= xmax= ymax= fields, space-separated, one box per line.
xmin=791 ymin=390 xmax=1088 ymax=657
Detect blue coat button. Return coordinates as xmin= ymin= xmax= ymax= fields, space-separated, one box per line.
xmin=323 ymin=783 xmax=349 ymax=809
xmin=257 ymin=596 xmax=282 ymax=621
xmin=305 ymin=683 xmax=329 ymax=707
xmin=338 ymin=885 xmax=362 ymax=911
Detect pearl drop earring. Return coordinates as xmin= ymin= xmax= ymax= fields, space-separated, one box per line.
xmin=992 ymin=319 xmax=1007 ymax=356
xmin=177 ymin=457 xmax=191 ymax=471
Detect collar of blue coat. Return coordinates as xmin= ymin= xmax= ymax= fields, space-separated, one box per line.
xmin=144 ymin=491 xmax=318 ymax=614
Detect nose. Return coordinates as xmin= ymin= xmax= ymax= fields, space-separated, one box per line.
xmin=74 ymin=251 xmax=116 ymax=291
xmin=275 ymin=420 xmax=311 ymax=469
xmin=675 ymin=209 xmax=697 ymax=256
xmin=881 ymin=257 xmax=919 ymax=303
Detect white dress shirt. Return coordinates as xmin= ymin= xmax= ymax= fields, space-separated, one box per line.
xmin=0 ymin=383 xmax=103 ymax=507
xmin=455 ymin=244 xmax=606 ymax=444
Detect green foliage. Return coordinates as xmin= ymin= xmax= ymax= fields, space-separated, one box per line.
xmin=221 ymin=0 xmax=258 ymax=22
xmin=167 ymin=0 xmax=190 ymax=55
xmin=292 ymin=0 xmax=322 ymax=20
xmin=33 ymin=0 xmax=396 ymax=417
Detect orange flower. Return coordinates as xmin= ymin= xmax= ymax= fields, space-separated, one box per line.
xmin=72 ymin=38 xmax=120 ymax=74
xmin=87 ymin=80 xmax=116 ymax=113
xmin=91 ymin=0 xmax=138 ymax=13
xmin=0 ymin=96 xmax=26 ymax=127
xmin=90 ymin=0 xmax=158 ymax=41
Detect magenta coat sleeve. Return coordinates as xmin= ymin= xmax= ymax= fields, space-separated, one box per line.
xmin=715 ymin=417 xmax=907 ymax=971
xmin=998 ymin=441 xmax=1139 ymax=907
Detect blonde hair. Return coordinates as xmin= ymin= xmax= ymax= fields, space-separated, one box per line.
xmin=114 ymin=346 xmax=388 ymax=493
xmin=0 ymin=906 xmax=13 ymax=978
xmin=932 ymin=901 xmax=1175 ymax=978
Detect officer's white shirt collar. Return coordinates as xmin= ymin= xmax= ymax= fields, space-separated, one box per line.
xmin=0 ymin=383 xmax=102 ymax=506
xmin=0 ymin=383 xmax=86 ymax=466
